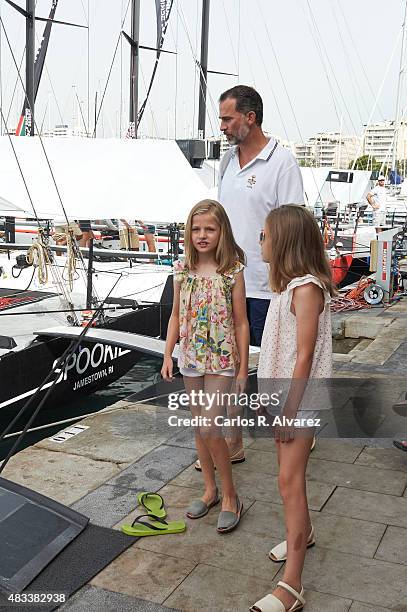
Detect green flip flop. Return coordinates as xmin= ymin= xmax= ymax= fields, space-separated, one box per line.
xmin=137 ymin=491 xmax=166 ymax=518
xmin=121 ymin=514 xmax=186 ymax=537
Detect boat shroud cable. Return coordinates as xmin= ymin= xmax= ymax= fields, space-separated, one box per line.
xmin=0 ymin=12 xmax=106 ymax=316
xmin=0 ymin=273 xmax=123 ymax=473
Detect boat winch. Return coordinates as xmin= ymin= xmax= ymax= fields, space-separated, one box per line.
xmin=12 ymin=254 xmax=32 ymax=278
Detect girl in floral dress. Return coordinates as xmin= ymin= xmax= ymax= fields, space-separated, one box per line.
xmin=162 ymin=199 xmax=249 ymax=533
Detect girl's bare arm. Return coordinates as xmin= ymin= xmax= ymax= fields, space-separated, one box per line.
xmin=283 ymin=282 xmax=324 ymax=415
xmin=161 ymin=279 xmax=181 ymax=379
xmin=232 ymin=271 xmax=250 ymax=381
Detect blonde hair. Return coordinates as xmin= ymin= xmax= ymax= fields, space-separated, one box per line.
xmin=264 ymin=204 xmax=336 ymax=296
xmin=184 ymin=199 xmax=245 ymax=273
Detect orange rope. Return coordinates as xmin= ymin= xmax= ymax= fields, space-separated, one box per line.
xmin=345 ymin=277 xmax=372 ymax=300
xmin=331 ymin=277 xmax=373 ymax=312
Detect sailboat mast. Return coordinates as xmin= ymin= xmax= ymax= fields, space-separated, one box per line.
xmin=0 ymin=2 xmax=3 ymax=136
xmin=26 ymin=0 xmax=35 ymax=136
xmin=197 ymin=0 xmax=210 ymax=139
xmin=129 ymin=0 xmax=140 ymax=138
xmin=392 ymin=0 xmax=407 ymax=172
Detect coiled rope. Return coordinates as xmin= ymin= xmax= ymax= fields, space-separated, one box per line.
xmin=26 ymin=228 xmax=79 ymax=293
xmin=64 ymin=230 xmax=79 ymax=293
xmin=331 ymin=277 xmax=373 ymax=312
xmin=26 ymin=230 xmax=52 ymax=285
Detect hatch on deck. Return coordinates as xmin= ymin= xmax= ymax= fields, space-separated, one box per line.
xmin=0 ymin=477 xmax=88 ymax=594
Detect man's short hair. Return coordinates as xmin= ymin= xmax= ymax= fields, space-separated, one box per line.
xmin=219 ymin=85 xmax=263 ymax=126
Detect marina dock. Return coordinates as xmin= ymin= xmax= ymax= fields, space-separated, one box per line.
xmin=1 ymin=301 xmax=407 ymax=611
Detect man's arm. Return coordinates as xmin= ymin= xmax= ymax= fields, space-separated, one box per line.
xmin=276 ymin=162 xmax=304 ymax=206
xmin=217 ymin=148 xmax=234 ymax=202
xmin=104 ymin=219 xmax=118 ymax=230
xmin=366 ymin=190 xmax=379 ymax=209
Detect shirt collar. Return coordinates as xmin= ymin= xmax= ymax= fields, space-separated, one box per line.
xmin=231 ymin=137 xmax=278 ymax=162
xmin=257 ymin=137 xmax=278 ymax=160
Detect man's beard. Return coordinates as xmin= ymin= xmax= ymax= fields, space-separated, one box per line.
xmin=226 ymin=124 xmax=250 ymax=145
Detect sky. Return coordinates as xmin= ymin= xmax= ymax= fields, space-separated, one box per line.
xmin=0 ymin=0 xmax=406 ymax=143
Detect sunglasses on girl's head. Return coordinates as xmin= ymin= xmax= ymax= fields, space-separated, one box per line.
xmin=259 ymin=230 xmax=265 ymax=243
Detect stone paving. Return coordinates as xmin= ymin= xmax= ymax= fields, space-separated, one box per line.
xmin=61 ymin=434 xmax=407 ymax=612
xmin=2 ymin=299 xmax=407 ymax=611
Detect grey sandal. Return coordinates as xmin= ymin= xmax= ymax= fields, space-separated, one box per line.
xmin=186 ymin=488 xmax=220 ymax=519
xmin=217 ymin=495 xmax=242 ymax=533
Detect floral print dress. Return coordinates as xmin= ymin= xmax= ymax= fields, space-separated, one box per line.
xmin=173 ymin=260 xmax=244 ymax=374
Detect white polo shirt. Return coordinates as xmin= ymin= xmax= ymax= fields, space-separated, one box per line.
xmin=218 ymin=138 xmax=304 ymax=299
xmin=369 ymin=185 xmax=387 ymax=211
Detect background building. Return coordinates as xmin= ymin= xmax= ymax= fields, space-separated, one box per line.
xmin=295 ymin=132 xmax=361 ymax=168
xmin=295 ymin=141 xmax=316 ymax=167
xmin=363 ymin=120 xmax=407 ymax=166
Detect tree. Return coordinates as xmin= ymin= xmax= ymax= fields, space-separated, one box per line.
xmin=298 ymin=159 xmax=316 ymax=168
xmin=348 ymin=155 xmax=381 ymax=171
xmin=397 ymin=159 xmax=407 ymax=173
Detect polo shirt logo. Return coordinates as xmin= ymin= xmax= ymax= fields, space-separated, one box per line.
xmin=247 ymin=175 xmax=256 ymax=188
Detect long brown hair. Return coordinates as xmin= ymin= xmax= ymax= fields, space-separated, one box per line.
xmin=264 ymin=205 xmax=336 ymax=295
xmin=184 ymin=199 xmax=245 ymax=273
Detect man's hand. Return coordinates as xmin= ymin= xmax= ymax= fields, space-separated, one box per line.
xmin=371 ymin=202 xmax=380 ymax=211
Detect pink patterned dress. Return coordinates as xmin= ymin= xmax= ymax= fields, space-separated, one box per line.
xmin=173 ymin=260 xmax=244 ymax=375
xmin=258 ymin=275 xmax=332 ymax=420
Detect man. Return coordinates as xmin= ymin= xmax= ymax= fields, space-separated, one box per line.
xmin=78 ymin=219 xmax=95 ymax=248
xmin=139 ymin=222 xmax=157 ymax=253
xmin=119 ymin=219 xmax=140 ymax=250
xmin=218 ymin=85 xmax=304 ymax=346
xmin=211 ymin=86 xmax=305 ymax=467
xmin=105 ymin=219 xmax=156 ymax=253
xmin=366 ymin=175 xmax=387 ymax=227
xmin=53 ymin=218 xmax=82 ymax=252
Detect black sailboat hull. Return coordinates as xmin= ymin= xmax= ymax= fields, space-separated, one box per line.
xmin=0 ymin=298 xmax=172 ymax=434
xmin=0 ymin=334 xmax=139 ymax=430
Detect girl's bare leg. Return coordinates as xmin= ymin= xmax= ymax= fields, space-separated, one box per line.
xmin=183 ymin=376 xmax=217 ymax=504
xmin=225 ymin=393 xmax=244 ymax=455
xmin=201 ymin=375 xmax=237 ymax=513
xmin=273 ymin=433 xmax=313 ymax=608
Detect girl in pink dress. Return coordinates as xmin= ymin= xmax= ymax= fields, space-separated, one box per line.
xmin=251 ymin=205 xmax=335 ymax=612
xmin=162 ymin=199 xmax=249 ymax=533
